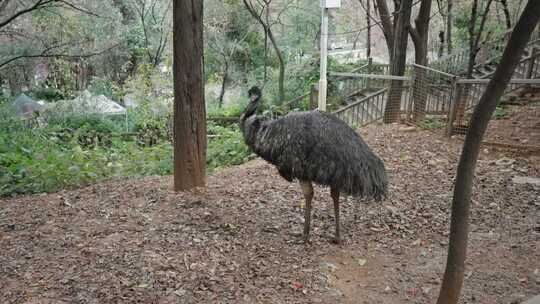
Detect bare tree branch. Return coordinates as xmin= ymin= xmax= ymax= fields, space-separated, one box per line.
xmin=0 ymin=43 xmax=120 ymax=69
xmin=56 ymin=0 xmax=101 ymax=18
xmin=0 ymin=0 xmax=57 ymax=29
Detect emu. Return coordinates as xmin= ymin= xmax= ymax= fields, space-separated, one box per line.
xmin=240 ymin=86 xmax=388 ymax=243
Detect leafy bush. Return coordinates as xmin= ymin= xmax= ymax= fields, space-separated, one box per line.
xmin=208 ymin=101 xmax=246 ymax=118
xmin=47 ymin=114 xmax=124 ymax=133
xmin=418 ymin=117 xmax=446 ymax=130
xmin=88 ymin=77 xmax=122 ymax=101
xmin=207 ymin=123 xmax=255 ymax=172
xmin=0 ymin=124 xmax=173 ymax=197
xmin=31 ymin=87 xmax=64 ymax=101
xmin=0 ymin=102 xmax=255 ymax=196
xmin=493 ymin=106 xmax=509 ymax=119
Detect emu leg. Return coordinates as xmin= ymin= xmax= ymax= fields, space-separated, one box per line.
xmin=300 ymin=181 xmax=314 ymax=243
xmin=330 ymin=187 xmax=341 ymax=244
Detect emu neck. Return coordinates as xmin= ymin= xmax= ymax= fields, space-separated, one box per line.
xmin=243 ymin=99 xmax=260 ymax=120
xmin=240 ymin=98 xmax=264 ymax=146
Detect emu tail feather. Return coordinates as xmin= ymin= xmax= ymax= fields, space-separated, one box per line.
xmin=337 ymin=154 xmax=387 ymax=202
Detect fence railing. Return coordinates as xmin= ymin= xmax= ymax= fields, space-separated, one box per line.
xmin=329 ymin=57 xmax=540 ymax=148
xmin=333 ymin=88 xmax=388 ymax=127
xmin=329 ymin=73 xmax=414 ymax=126
xmin=430 ymin=29 xmax=514 ymax=76
xmin=447 ymin=78 xmax=540 ymax=136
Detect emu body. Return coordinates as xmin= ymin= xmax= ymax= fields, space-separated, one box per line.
xmin=240 ymin=87 xmax=387 ymax=243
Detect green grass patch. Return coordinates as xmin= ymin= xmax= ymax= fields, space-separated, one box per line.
xmin=417 ymin=117 xmax=446 ymax=130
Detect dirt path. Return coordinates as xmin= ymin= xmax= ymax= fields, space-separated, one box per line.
xmin=1 ymin=125 xmax=539 ymax=303
xmin=484 ymin=102 xmax=540 ymax=148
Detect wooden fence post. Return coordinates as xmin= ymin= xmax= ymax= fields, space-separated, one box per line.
xmin=309 ymin=85 xmax=318 ymax=110
xmin=366 ymin=57 xmax=373 ymax=88
xmin=446 ymin=79 xmax=461 ymax=137
xmin=526 ymin=47 xmax=539 ymax=79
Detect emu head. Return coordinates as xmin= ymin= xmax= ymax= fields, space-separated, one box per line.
xmin=248 ymin=86 xmax=261 ymax=102
xmin=244 ymin=86 xmax=262 ymax=117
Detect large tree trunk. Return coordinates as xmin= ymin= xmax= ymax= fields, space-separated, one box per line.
xmin=447 ymin=0 xmax=453 ymax=54
xmin=499 ymin=0 xmax=512 ymax=29
xmin=269 ymin=29 xmax=286 ymax=104
xmin=466 ymin=0 xmax=494 ymax=78
xmin=436 ymin=2 xmax=540 ymax=303
xmin=173 ymin=0 xmax=206 ymax=191
xmin=374 ymin=0 xmax=395 ymax=60
xmin=410 ymin=0 xmax=433 ymax=121
xmin=366 ymin=0 xmax=372 ymax=59
xmin=439 ymin=31 xmax=445 ymax=58
xmin=383 ymin=0 xmax=413 ymax=123
xmin=242 ymin=0 xmax=285 ymax=103
xmin=218 ymin=59 xmax=229 ymax=107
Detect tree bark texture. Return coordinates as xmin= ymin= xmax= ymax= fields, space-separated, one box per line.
xmin=499 ymin=0 xmax=512 ymax=29
xmin=173 ymin=0 xmax=206 ymax=191
xmin=242 ymin=0 xmax=285 ymax=103
xmin=367 ymin=0 xmax=372 ymax=59
xmin=436 ymin=2 xmax=540 ymax=303
xmin=410 ymin=0 xmax=433 ymax=121
xmin=374 ymin=0 xmax=395 ymax=60
xmin=447 ymin=0 xmax=453 ymax=54
xmin=218 ymin=59 xmax=229 ymax=107
xmin=466 ymin=0 xmax=494 ymax=78
xmin=383 ymin=0 xmax=413 ymax=123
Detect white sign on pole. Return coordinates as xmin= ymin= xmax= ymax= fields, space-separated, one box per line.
xmin=320 ymin=0 xmax=341 ymax=8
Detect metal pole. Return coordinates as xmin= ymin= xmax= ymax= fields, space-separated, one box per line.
xmin=319 ymin=6 xmax=328 ymax=112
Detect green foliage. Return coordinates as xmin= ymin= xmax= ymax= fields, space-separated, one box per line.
xmin=47 ymin=114 xmax=123 ymax=133
xmin=88 ymin=77 xmax=122 ymax=101
xmin=453 ymin=2 xmax=508 ymax=50
xmin=0 ymin=129 xmax=173 ymax=197
xmin=31 ymin=87 xmax=64 ymax=102
xmin=208 ymin=102 xmax=246 ymax=118
xmin=207 ymin=123 xmax=255 ymax=172
xmin=493 ymin=106 xmax=509 ymax=119
xmin=418 ymin=117 xmax=446 ymax=130
xmin=0 ymin=98 xmax=256 ymax=197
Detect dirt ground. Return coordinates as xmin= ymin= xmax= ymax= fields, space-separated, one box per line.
xmin=1 ymin=124 xmax=539 ymax=304
xmin=484 ymin=102 xmax=540 ymax=148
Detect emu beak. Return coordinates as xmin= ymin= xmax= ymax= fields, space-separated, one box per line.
xmin=249 ymin=94 xmax=259 ymax=102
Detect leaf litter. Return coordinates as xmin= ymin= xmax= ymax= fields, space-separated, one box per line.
xmin=1 ymin=124 xmax=538 ymax=303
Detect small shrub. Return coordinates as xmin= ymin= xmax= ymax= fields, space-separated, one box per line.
xmin=87 ymin=77 xmax=121 ymax=101
xmin=31 ymin=87 xmax=64 ymax=101
xmin=0 ymin=114 xmax=255 ymax=196
xmin=418 ymin=117 xmax=445 ymax=130
xmin=493 ymin=106 xmax=509 ymax=119
xmin=207 ymin=123 xmax=255 ymax=171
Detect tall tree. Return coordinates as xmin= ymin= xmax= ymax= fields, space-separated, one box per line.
xmin=0 ymin=0 xmax=118 ymax=70
xmin=0 ymin=0 xmax=62 ymax=30
xmin=366 ymin=0 xmax=372 ymax=59
xmin=409 ymin=0 xmax=432 ymax=66
xmin=383 ymin=0 xmax=413 ymax=123
xmin=498 ymin=0 xmax=512 ymax=30
xmin=466 ymin=0 xmax=494 ymax=77
xmin=173 ymin=0 xmax=206 ymax=191
xmin=436 ymin=1 xmax=540 ymax=303
xmin=130 ymin=0 xmax=172 ymax=68
xmin=409 ymin=0 xmax=433 ymax=121
xmin=242 ymin=0 xmax=286 ymax=103
xmin=447 ymin=0 xmax=453 ymax=54
xmin=374 ymin=0 xmax=395 ymax=59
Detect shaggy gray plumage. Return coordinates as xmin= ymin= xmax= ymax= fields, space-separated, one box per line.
xmin=240 ymin=86 xmax=387 ymax=201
